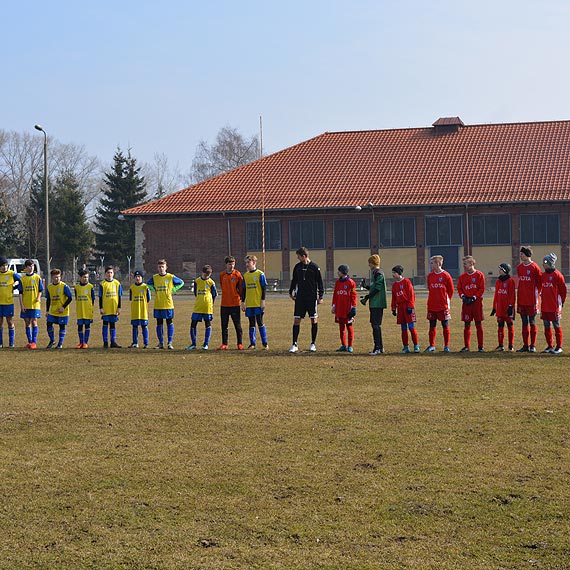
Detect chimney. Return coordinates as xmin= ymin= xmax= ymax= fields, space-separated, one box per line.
xmin=432 ymin=116 xmax=464 ymax=135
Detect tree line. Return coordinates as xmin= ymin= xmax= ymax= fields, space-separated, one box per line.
xmin=0 ymin=126 xmax=259 ymax=272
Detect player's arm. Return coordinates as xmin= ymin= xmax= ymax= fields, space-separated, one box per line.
xmin=172 ymin=276 xmax=185 ymax=293
xmin=288 ymin=266 xmax=298 ymax=298
xmin=211 ymin=282 xmax=218 ymax=302
xmin=45 ymin=288 xmax=51 ymax=312
xmin=62 ymin=285 xmax=73 ymax=310
xmin=146 ymin=277 xmax=156 ymax=291
xmin=317 ymin=269 xmax=324 ymax=301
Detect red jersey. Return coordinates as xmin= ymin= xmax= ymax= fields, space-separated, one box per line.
xmin=219 ymin=269 xmax=243 ymax=307
xmin=516 ymin=261 xmax=542 ymax=307
xmin=427 ymin=270 xmax=454 ymax=312
xmin=332 ymin=276 xmax=357 ymax=321
xmin=540 ymin=269 xmax=566 ymax=313
xmin=457 ymin=270 xmax=486 ymax=300
xmin=391 ymin=277 xmax=415 ymax=311
xmin=493 ymin=276 xmax=516 ymax=319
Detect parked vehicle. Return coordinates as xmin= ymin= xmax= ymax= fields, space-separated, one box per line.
xmin=7 ymin=258 xmax=42 ymax=295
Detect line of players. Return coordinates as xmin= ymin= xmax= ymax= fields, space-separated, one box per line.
xmin=0 ymin=245 xmax=566 ymax=353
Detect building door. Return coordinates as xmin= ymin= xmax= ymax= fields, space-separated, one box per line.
xmin=429 ymin=246 xmax=460 ymax=277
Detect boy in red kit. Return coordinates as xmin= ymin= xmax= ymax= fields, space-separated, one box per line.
xmin=425 ymin=255 xmax=454 ymax=352
xmin=491 ymin=263 xmax=516 ymax=351
xmin=391 ymin=265 xmax=419 ymax=353
xmin=457 ymin=255 xmax=486 ymax=352
xmin=540 ymin=253 xmax=566 ymax=354
xmin=516 ymin=246 xmax=542 ymax=352
xmin=218 ymin=256 xmax=244 ymax=350
xmin=331 ymin=264 xmax=357 ymax=353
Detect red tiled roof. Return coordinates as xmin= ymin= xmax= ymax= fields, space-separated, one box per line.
xmin=124 ymin=119 xmax=570 ymax=216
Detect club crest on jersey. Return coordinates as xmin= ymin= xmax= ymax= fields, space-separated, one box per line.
xmin=472 ymin=277 xmax=476 ymax=283
xmin=527 ymin=270 xmax=530 ymax=275
xmin=439 ymin=277 xmax=442 ymax=282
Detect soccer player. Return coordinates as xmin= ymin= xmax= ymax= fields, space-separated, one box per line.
xmin=129 ymin=270 xmax=151 ymax=348
xmin=331 ymin=264 xmax=357 ymax=353
xmin=74 ymin=268 xmax=95 ymax=349
xmin=425 ymin=255 xmax=454 ymax=353
xmin=457 ymin=255 xmax=486 ymax=352
xmin=45 ymin=268 xmax=73 ymax=349
xmin=99 ymin=266 xmax=122 ymax=348
xmin=18 ymin=259 xmax=43 ymax=349
xmin=241 ymin=255 xmax=268 ymax=349
xmin=0 ymin=255 xmax=20 ymax=348
xmin=147 ymin=259 xmax=184 ymax=349
xmin=539 ymin=253 xmax=566 ymax=354
xmin=288 ymin=246 xmax=324 ymax=353
xmin=218 ymin=255 xmax=244 ymax=350
xmin=490 ymin=263 xmax=516 ymax=351
xmin=186 ymin=265 xmax=217 ymax=351
xmin=360 ymin=254 xmax=387 ymax=355
xmin=516 ymin=246 xmax=542 ymax=352
xmin=391 ymin=265 xmax=420 ymax=353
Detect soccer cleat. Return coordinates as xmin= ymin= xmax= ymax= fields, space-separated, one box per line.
xmin=217 ymin=344 xmax=229 ymax=350
xmin=142 ymin=345 xmax=148 ymax=349
xmin=400 ymin=346 xmax=411 ymax=354
xmin=128 ymin=343 xmax=139 ymax=349
xmin=55 ymin=344 xmax=63 ymax=349
xmin=237 ymin=344 xmax=243 ymax=351
xmin=529 ymin=346 xmax=537 ymax=353
xmin=443 ymin=346 xmax=451 ymax=353
xmin=516 ymin=345 xmax=529 ymax=353
xmin=8 ymin=344 xmax=15 ymax=349
xmin=413 ymin=344 xmax=420 ymax=353
xmin=110 ymin=342 xmax=122 ymax=348
xmin=46 ymin=341 xmax=55 ymax=349
xmin=508 ymin=346 xmax=514 ymax=352
xmin=309 ymin=343 xmax=316 ymax=352
xmin=248 ymin=344 xmax=256 ymax=350
xmin=0 ymin=344 xmax=3 ymax=349
xmin=495 ymin=345 xmax=505 ymax=352
xmin=76 ymin=343 xmax=84 ymax=349
xmin=167 ymin=343 xmax=174 ymax=350
xmin=202 ymin=345 xmax=209 ymax=350
xmin=424 ymin=346 xmax=436 ymax=353
xmin=103 ymin=342 xmax=109 ymax=349
xmin=541 ymin=346 xmax=554 ymax=353
xmin=263 ymin=343 xmax=269 ymax=350
xmin=478 ymin=347 xmax=484 ymax=353
xmin=185 ymin=344 xmax=196 ymax=350
xmin=82 ymin=343 xmax=89 ymax=349
xmin=154 ymin=343 xmax=164 ymax=349
xmin=552 ymin=347 xmax=563 ymax=354
xmin=459 ymin=346 xmax=470 ymax=353
xmin=336 ymin=345 xmax=347 ymax=352
xmin=29 ymin=342 xmax=37 ymax=350
xmin=347 ymin=346 xmax=354 ymax=353
xmin=368 ymin=349 xmax=381 ymax=355
xmin=289 ymin=344 xmax=299 ymax=353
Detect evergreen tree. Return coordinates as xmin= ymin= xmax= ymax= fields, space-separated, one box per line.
xmin=25 ymin=175 xmax=48 ymax=261
xmin=51 ymin=171 xmax=93 ymax=269
xmin=95 ymin=149 xmax=146 ymax=267
xmin=0 ymin=196 xmax=24 ymax=256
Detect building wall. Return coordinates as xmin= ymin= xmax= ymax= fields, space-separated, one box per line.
xmin=333 ymin=249 xmax=372 ymax=283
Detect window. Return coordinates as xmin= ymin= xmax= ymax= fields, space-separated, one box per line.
xmin=289 ymin=220 xmax=325 ymax=250
xmin=425 ymin=215 xmax=463 ymax=246
xmin=378 ymin=217 xmax=416 ymax=248
xmin=246 ymin=220 xmax=281 ymax=250
xmin=472 ymin=214 xmax=511 ymax=245
xmin=334 ymin=219 xmax=370 ymax=249
xmin=520 ymin=214 xmax=560 ymax=245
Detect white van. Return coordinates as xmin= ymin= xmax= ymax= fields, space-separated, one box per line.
xmin=7 ymin=258 xmax=42 ymax=295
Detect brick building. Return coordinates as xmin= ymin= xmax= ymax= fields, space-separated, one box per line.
xmin=123 ymin=117 xmax=570 ymax=285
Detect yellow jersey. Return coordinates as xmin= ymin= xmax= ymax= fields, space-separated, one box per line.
xmin=74 ymin=282 xmax=95 ymax=320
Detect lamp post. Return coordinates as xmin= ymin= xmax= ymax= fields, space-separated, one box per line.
xmin=34 ymin=124 xmax=50 ymax=276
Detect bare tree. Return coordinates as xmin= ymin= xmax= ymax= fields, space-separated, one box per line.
xmin=190 ymin=125 xmax=260 ymax=184
xmin=141 ymin=152 xmax=184 ymax=200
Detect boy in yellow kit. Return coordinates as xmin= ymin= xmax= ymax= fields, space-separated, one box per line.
xmin=99 ymin=266 xmax=122 ymax=348
xmin=186 ymin=265 xmax=217 ymax=351
xmin=45 ymin=268 xmax=73 ymax=349
xmin=18 ymin=259 xmax=43 ymax=349
xmin=0 ymin=256 xmax=20 ymax=348
xmin=129 ymin=270 xmax=151 ymax=348
xmin=74 ymin=269 xmax=95 ymax=349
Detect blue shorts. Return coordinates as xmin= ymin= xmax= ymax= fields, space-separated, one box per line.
xmin=21 ymin=309 xmax=41 ymax=319
xmin=191 ymin=312 xmax=213 ymax=322
xmin=77 ymin=319 xmax=93 ymax=326
xmin=0 ymin=304 xmax=15 ymax=317
xmin=245 ymin=307 xmax=264 ymax=317
xmin=154 ymin=309 xmax=174 ymax=320
xmin=102 ymin=315 xmax=119 ymax=323
xmin=131 ymin=319 xmax=149 ymax=326
xmin=47 ymin=315 xmax=69 ymax=325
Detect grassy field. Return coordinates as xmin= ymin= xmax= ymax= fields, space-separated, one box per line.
xmin=1 ymin=295 xmax=569 ymax=569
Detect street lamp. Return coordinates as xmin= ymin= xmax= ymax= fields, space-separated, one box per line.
xmin=34 ymin=124 xmax=50 ymax=276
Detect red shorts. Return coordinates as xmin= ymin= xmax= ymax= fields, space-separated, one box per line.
xmin=396 ymin=305 xmax=416 ymax=325
xmin=427 ymin=309 xmax=451 ymax=322
xmin=517 ymin=304 xmax=537 ymax=316
xmin=461 ymin=300 xmax=484 ymax=322
xmin=541 ymin=311 xmax=561 ymax=322
xmin=496 ymin=316 xmax=514 ymax=325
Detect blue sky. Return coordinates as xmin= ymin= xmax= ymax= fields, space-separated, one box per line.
xmin=3 ymin=0 xmax=569 ymax=172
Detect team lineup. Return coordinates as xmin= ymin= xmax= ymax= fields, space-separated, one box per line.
xmin=0 ymin=245 xmax=566 ymax=354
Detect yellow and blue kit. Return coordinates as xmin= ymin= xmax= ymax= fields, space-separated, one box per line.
xmin=74 ymin=282 xmax=95 ymax=323
xmin=99 ymin=278 xmax=122 ymax=321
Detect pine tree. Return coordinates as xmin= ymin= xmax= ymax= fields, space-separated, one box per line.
xmin=25 ymin=175 xmax=48 ymax=261
xmin=0 ymin=196 xmax=24 ymax=256
xmin=95 ymin=149 xmax=146 ymax=267
xmin=51 ymin=171 xmax=93 ymax=269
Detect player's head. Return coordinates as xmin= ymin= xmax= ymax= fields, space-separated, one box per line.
xmin=50 ymin=268 xmax=62 ymax=284
xmin=133 ymin=270 xmax=143 ymax=283
xmin=24 ymin=259 xmax=35 ymax=273
xmin=201 ymin=265 xmax=212 ymax=278
xmin=296 ymin=246 xmax=309 ymax=262
xmin=542 ymin=253 xmax=557 ymax=271
xmin=498 ymin=263 xmax=511 ymax=276
xmin=337 ymin=264 xmax=349 ymax=278
xmin=244 ymin=255 xmax=257 ymax=271
xmin=78 ymin=269 xmax=90 ymax=283
xmin=157 ymin=259 xmax=167 ymax=275
xmin=429 ymin=255 xmax=443 ymax=271
xmin=392 ymin=265 xmax=404 ymax=279
xmin=462 ymin=255 xmax=475 ymax=272
xmin=104 ymin=266 xmax=114 ymax=280
xmin=368 ymin=254 xmax=381 ymax=269
xmin=520 ymin=246 xmax=532 ymax=262
xmin=224 ymin=255 xmax=235 ymax=271
xmin=0 ymin=256 xmax=7 ymax=272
